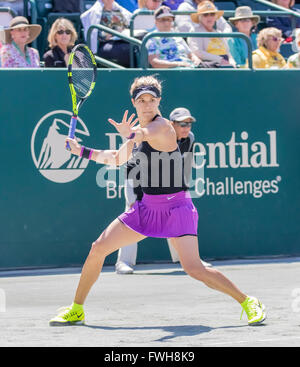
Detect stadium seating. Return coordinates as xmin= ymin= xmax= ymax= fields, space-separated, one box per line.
xmin=35 ymin=0 xmax=53 ymax=17
xmin=83 ymin=0 xmax=95 ymax=11
xmin=215 ymin=1 xmax=237 ymax=10
xmin=0 ymin=6 xmax=17 ymax=26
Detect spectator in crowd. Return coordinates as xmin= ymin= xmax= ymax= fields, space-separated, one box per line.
xmin=146 ymin=5 xmax=201 ymax=68
xmin=188 ymin=1 xmax=236 ymax=67
xmin=287 ymin=28 xmax=300 ymax=67
xmin=162 ymin=0 xmax=184 ymax=10
xmin=115 ymin=105 xmax=212 ymax=274
xmin=131 ymin=0 xmax=163 ymax=38
xmin=252 ymin=27 xmax=287 ymax=68
xmin=0 ymin=0 xmax=23 ymax=15
xmin=228 ymin=6 xmax=260 ymax=67
xmin=81 ymin=0 xmax=132 ymax=67
xmin=266 ymin=0 xmax=300 ymax=40
xmin=176 ymin=0 xmax=232 ymax=33
xmin=43 ymin=18 xmax=78 ymax=67
xmin=0 ymin=16 xmax=41 ymax=67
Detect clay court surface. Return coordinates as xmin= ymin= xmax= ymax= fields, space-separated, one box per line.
xmin=0 ymin=257 xmax=300 ymax=348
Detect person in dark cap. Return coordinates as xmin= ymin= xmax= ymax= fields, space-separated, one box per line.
xmin=146 ymin=5 xmax=201 ymax=68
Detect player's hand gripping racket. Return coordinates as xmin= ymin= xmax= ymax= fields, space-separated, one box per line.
xmin=66 ymin=44 xmax=97 ymax=151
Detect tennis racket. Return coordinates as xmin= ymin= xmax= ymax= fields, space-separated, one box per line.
xmin=66 ymin=44 xmax=97 ymax=151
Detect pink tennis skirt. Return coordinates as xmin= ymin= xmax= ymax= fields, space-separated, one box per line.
xmin=118 ymin=190 xmax=198 ymax=238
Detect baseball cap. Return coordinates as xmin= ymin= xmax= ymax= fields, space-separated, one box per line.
xmin=169 ymin=107 xmax=196 ymax=122
xmin=154 ymin=6 xmax=175 ymax=19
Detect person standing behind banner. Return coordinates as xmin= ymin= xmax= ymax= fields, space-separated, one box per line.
xmin=115 ymin=107 xmax=212 ymax=274
xmin=0 ymin=16 xmax=41 ymax=68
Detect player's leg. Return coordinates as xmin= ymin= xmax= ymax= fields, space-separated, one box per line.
xmin=49 ymin=219 xmax=145 ymax=326
xmin=170 ymin=235 xmax=266 ymax=325
xmin=168 ymin=238 xmax=212 ymax=267
xmin=170 ymin=235 xmax=247 ymax=303
xmin=74 ymin=218 xmax=146 ymax=305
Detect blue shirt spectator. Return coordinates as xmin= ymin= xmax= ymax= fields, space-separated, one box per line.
xmin=162 ymin=0 xmax=184 ymax=10
xmin=116 ymin=0 xmax=138 ymax=12
xmin=228 ymin=6 xmax=260 ymax=67
xmin=266 ymin=0 xmax=300 ymax=39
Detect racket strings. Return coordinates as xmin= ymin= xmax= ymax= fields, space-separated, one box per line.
xmin=71 ymin=48 xmax=95 ymax=99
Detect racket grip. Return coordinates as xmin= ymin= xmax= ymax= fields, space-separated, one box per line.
xmin=66 ymin=116 xmax=77 ymax=151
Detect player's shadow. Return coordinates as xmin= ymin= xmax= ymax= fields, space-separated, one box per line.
xmin=83 ymin=323 xmax=248 ymax=342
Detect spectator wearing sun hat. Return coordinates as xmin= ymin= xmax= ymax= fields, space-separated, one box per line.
xmin=176 ymin=0 xmax=231 ymax=34
xmin=0 ymin=16 xmax=41 ymax=68
xmin=187 ymin=1 xmax=236 ymax=67
xmin=228 ymin=6 xmax=260 ymax=67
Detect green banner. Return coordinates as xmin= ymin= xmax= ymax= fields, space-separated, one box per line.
xmin=0 ymin=68 xmax=299 ymax=269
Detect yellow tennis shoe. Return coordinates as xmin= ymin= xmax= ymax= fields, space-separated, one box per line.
xmin=49 ymin=303 xmax=85 ymax=326
xmin=241 ymin=296 xmax=266 ymax=326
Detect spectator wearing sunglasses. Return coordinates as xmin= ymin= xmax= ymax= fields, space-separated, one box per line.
xmin=146 ymin=6 xmax=201 ymax=68
xmin=228 ymin=6 xmax=260 ymax=68
xmin=252 ymin=27 xmax=286 ymax=69
xmin=44 ymin=18 xmax=78 ymax=67
xmin=188 ymin=1 xmax=236 ymax=67
xmin=176 ymin=0 xmax=231 ymax=34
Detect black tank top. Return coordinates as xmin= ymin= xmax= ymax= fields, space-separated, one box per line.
xmin=126 ymin=115 xmax=186 ymax=195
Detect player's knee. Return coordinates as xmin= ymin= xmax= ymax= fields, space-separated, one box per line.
xmin=184 ymin=264 xmax=207 ymax=282
xmin=89 ymin=240 xmax=106 ymax=258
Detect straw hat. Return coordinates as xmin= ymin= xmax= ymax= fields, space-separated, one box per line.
xmin=229 ymin=6 xmax=260 ymax=26
xmin=190 ymin=1 xmax=224 ymax=24
xmin=1 ymin=16 xmax=41 ymax=45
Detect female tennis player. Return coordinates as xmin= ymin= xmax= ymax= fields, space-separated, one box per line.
xmin=49 ymin=75 xmax=266 ymax=326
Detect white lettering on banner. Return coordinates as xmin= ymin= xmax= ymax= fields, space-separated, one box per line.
xmin=98 ymin=130 xmax=281 ymax=200
xmin=106 ymin=181 xmax=124 ymax=199
xmin=194 ymin=176 xmax=280 ymax=199
xmin=193 ymin=131 xmax=279 ymax=169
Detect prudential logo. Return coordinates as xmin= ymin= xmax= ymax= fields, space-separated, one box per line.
xmin=31 ymin=110 xmax=90 ymax=183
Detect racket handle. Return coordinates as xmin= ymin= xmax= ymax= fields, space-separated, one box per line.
xmin=66 ymin=116 xmax=77 ymax=151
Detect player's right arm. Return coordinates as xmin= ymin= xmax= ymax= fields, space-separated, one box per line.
xmin=65 ymin=137 xmax=135 ymax=167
